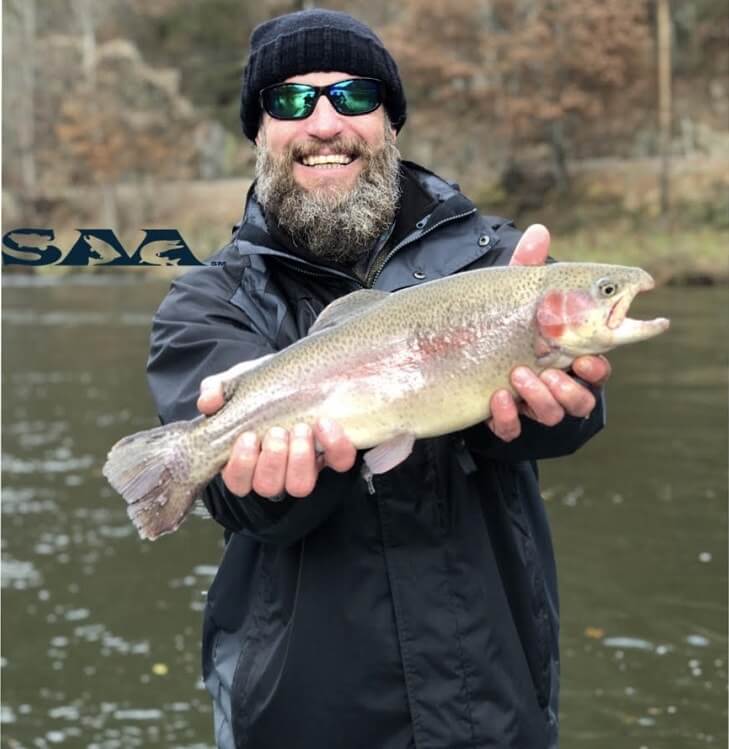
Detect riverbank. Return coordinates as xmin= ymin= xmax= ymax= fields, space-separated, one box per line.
xmin=3 ymin=157 xmax=728 ymax=285
xmin=551 ymin=226 xmax=729 ymax=286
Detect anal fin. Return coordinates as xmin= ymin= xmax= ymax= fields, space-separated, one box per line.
xmin=363 ymin=433 xmax=416 ymax=475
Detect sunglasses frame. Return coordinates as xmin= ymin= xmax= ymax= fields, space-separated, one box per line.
xmin=259 ymin=77 xmax=385 ymax=121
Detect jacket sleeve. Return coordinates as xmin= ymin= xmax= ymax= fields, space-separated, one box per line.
xmin=146 ymin=261 xmax=351 ymax=545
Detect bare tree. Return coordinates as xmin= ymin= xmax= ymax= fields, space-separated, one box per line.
xmin=3 ymin=0 xmax=38 ymax=197
xmin=657 ymin=0 xmax=673 ymax=218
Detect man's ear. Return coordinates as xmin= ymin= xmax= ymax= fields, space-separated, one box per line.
xmin=255 ymin=118 xmax=266 ymax=147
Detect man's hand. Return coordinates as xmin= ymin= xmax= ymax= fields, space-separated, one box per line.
xmin=487 ymin=224 xmax=612 ymax=442
xmin=197 ymin=374 xmax=356 ymax=499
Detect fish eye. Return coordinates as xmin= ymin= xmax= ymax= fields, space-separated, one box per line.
xmin=598 ymin=278 xmax=619 ymax=297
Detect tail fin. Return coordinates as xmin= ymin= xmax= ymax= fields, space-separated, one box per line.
xmin=102 ymin=417 xmax=206 ymax=540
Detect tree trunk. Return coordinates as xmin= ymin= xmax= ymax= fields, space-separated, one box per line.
xmin=657 ymin=0 xmax=673 ymax=218
xmin=20 ymin=0 xmax=37 ymax=199
xmin=549 ymin=119 xmax=571 ymax=194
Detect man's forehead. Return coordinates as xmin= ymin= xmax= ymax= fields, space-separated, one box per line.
xmin=282 ymin=71 xmax=363 ymax=86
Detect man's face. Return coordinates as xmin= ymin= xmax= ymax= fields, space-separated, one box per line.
xmin=256 ymin=71 xmax=396 ymax=195
xmin=253 ymin=71 xmax=402 ymax=264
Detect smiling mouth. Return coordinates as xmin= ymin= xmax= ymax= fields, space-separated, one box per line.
xmin=299 ymin=153 xmax=356 ymax=168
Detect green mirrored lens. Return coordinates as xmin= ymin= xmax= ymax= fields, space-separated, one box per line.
xmin=329 ymin=80 xmax=381 ymax=115
xmin=262 ymin=79 xmax=382 ymax=120
xmin=265 ymin=84 xmax=316 ymax=119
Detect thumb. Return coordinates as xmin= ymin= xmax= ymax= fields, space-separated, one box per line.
xmin=197 ymin=379 xmax=224 ymax=415
xmin=510 ymin=224 xmax=551 ymax=266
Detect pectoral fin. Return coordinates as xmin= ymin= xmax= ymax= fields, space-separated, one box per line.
xmin=363 ymin=433 xmax=416 ymax=474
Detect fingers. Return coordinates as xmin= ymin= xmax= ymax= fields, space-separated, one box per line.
xmin=221 ymin=431 xmax=259 ymax=496
xmin=222 ymin=427 xmax=291 ymax=499
xmin=512 ymin=366 xmax=565 ymax=425
xmin=285 ymin=424 xmax=317 ymax=497
xmin=314 ymin=419 xmax=357 ymax=473
xmin=488 ymin=389 xmax=522 ymax=442
xmin=220 ymin=420 xmax=355 ymax=500
xmin=509 ymin=224 xmax=550 ymax=267
xmin=251 ymin=427 xmax=289 ymax=497
xmin=197 ymin=382 xmax=225 ymax=415
xmin=539 ymin=369 xmax=596 ymax=418
xmin=571 ymin=355 xmax=612 ymax=387
xmin=487 ymin=361 xmax=604 ymax=442
xmin=198 ymin=360 xmax=261 ymax=415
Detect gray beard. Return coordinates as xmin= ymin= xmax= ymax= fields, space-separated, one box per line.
xmin=254 ymin=128 xmax=401 ymax=264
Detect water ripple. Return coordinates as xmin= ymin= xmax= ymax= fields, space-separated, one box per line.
xmin=2 ymin=558 xmax=42 ymax=589
xmin=2 ymin=453 xmax=95 ymax=474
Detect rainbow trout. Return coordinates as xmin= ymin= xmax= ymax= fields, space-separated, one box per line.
xmin=103 ymin=262 xmax=669 ymax=540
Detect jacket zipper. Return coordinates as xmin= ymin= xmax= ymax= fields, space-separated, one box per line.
xmin=364 ymin=206 xmax=478 ymax=288
xmin=276 ymin=258 xmax=364 ymax=289
xmin=275 ymin=207 xmax=479 ymax=498
xmin=276 ymin=206 xmax=479 ymax=290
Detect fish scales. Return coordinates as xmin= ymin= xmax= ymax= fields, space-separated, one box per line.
xmin=103 ymin=262 xmax=670 ymax=539
xmin=196 ymin=265 xmax=549 ymax=450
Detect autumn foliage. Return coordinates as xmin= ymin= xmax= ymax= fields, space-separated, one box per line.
xmin=3 ymin=0 xmax=726 ymax=204
xmin=385 ymin=0 xmax=654 ymax=182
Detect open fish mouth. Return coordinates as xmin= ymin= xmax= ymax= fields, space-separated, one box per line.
xmin=606 ymin=274 xmax=670 ymax=339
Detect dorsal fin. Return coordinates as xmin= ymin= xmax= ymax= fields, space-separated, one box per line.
xmin=308 ymin=289 xmax=390 ymax=334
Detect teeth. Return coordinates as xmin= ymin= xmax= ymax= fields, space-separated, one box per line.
xmin=301 ymin=154 xmax=354 ymax=167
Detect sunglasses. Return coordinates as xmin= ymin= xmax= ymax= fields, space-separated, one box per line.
xmin=259 ymin=78 xmax=385 ymax=121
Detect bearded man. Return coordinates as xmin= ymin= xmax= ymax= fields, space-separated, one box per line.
xmin=147 ymin=9 xmax=611 ymax=749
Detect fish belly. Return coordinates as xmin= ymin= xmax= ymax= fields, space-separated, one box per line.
xmin=198 ymin=291 xmax=538 ymax=453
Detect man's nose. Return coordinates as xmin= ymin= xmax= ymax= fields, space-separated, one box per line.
xmin=304 ymin=95 xmax=344 ymax=139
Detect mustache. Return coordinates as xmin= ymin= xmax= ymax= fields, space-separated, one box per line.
xmin=287 ymin=136 xmax=371 ymax=163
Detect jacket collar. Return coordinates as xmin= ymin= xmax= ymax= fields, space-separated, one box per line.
xmin=231 ymin=161 xmax=492 ymax=287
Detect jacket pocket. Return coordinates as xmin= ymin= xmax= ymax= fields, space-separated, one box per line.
xmin=229 ymin=542 xmax=304 ymax=747
xmin=487 ymin=461 xmax=553 ymax=710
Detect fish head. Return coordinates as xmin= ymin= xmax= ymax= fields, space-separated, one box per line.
xmin=536 ymin=264 xmax=670 ymax=358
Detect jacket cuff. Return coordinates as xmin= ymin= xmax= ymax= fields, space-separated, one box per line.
xmin=201 ymin=457 xmax=364 ymax=545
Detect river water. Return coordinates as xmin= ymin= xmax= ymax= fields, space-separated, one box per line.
xmin=1 ymin=275 xmax=726 ymax=748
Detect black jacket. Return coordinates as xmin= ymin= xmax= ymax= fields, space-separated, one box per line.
xmin=147 ymin=162 xmax=605 ymax=749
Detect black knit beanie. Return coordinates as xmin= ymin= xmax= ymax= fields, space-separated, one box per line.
xmin=240 ymin=9 xmax=407 ymax=141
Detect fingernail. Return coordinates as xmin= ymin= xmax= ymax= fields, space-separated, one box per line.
xmin=542 ymin=370 xmax=560 ymax=386
xmin=318 ymin=418 xmax=340 ymax=437
xmin=293 ymin=423 xmax=311 ymax=439
xmin=495 ymin=390 xmax=511 ymax=406
xmin=241 ymin=431 xmax=257 ymax=449
xmin=512 ymin=367 xmax=529 ymax=385
xmin=577 ymin=358 xmax=592 ymax=376
xmin=269 ymin=426 xmax=288 ymax=442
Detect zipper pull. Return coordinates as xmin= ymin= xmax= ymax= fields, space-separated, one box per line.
xmin=361 ymin=465 xmax=376 ymax=495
